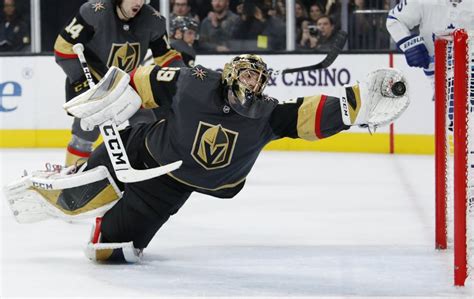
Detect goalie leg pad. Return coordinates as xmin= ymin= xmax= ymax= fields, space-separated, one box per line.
xmin=4 ymin=165 xmax=122 ymax=223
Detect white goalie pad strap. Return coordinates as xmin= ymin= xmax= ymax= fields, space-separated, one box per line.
xmin=4 ymin=166 xmax=122 ymax=223
xmin=63 ymin=67 xmax=141 ymax=130
xmin=84 ymin=242 xmax=142 ymax=263
xmin=342 ymin=68 xmax=409 ymax=128
xmin=31 ymin=165 xmax=113 ymax=191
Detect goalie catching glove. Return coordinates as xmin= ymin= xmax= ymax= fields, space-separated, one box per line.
xmin=340 ymin=68 xmax=409 ymax=130
xmin=63 ymin=67 xmax=142 ymax=131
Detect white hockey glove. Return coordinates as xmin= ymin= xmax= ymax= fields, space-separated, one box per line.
xmin=63 ymin=67 xmax=142 ymax=131
xmin=340 ymin=68 xmax=409 ymax=130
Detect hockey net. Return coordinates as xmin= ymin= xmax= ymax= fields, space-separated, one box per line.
xmin=435 ymin=29 xmax=474 ymax=287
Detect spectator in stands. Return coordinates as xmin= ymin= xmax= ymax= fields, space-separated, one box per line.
xmin=232 ymin=0 xmax=285 ymax=51
xmin=0 ymin=0 xmax=29 ymax=52
xmin=276 ymin=0 xmax=286 ymax=19
xmin=295 ymin=0 xmax=308 ymax=37
xmin=315 ymin=15 xmax=338 ymax=51
xmin=308 ymin=2 xmax=324 ymax=25
xmin=199 ymin=0 xmax=239 ymax=52
xmin=316 ymin=0 xmax=341 ymax=30
xmin=170 ymin=0 xmax=199 ymax=22
xmin=298 ymin=20 xmax=317 ymax=50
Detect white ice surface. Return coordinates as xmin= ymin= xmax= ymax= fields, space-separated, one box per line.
xmin=1 ymin=149 xmax=473 ymax=298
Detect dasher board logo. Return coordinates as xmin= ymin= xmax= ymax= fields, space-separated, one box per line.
xmin=106 ymin=42 xmax=141 ymax=73
xmin=191 ymin=121 xmax=238 ymax=170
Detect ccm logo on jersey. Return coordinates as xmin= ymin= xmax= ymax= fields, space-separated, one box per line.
xmin=102 ymin=125 xmax=127 ymax=166
xmin=0 ymin=81 xmax=22 ymax=112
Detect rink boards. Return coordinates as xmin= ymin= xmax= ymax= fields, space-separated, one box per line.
xmin=0 ymin=54 xmax=433 ymax=154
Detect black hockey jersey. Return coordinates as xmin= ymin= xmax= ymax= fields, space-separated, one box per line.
xmin=131 ymin=65 xmax=347 ymax=197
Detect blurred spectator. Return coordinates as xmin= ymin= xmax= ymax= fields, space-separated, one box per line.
xmin=0 ymin=0 xmax=29 ymax=52
xmin=276 ymin=0 xmax=286 ymax=19
xmin=199 ymin=0 xmax=239 ymax=52
xmin=170 ymin=0 xmax=199 ymax=22
xmin=232 ymin=0 xmax=285 ymax=51
xmin=315 ymin=15 xmax=338 ymax=51
xmin=170 ymin=16 xmax=198 ymax=67
xmin=308 ymin=2 xmax=324 ymax=25
xmin=298 ymin=20 xmax=317 ymax=50
xmin=295 ymin=0 xmax=308 ymax=43
xmin=306 ymin=0 xmax=341 ymax=29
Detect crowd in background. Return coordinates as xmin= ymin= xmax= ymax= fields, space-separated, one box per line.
xmin=0 ymin=0 xmax=394 ymax=54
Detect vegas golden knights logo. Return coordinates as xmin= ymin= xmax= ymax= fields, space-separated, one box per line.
xmin=106 ymin=42 xmax=141 ymax=73
xmin=191 ymin=121 xmax=238 ymax=170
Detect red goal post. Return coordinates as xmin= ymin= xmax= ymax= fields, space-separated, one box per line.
xmin=434 ymin=29 xmax=474 ymax=287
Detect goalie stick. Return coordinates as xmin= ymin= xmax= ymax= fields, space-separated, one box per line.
xmin=142 ymin=31 xmax=348 ymax=75
xmin=72 ymin=43 xmax=182 ymax=183
xmin=277 ymin=31 xmax=348 ymax=75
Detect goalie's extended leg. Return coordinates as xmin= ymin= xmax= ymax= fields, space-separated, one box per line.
xmin=84 ymin=150 xmax=193 ymax=263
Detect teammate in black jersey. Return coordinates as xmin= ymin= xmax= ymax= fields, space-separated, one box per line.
xmin=54 ymin=0 xmax=184 ymax=167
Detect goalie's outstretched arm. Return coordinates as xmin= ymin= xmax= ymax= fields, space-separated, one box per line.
xmin=270 ymin=68 xmax=409 ymax=140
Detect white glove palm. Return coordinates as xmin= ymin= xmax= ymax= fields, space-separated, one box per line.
xmin=340 ymin=68 xmax=409 ymax=130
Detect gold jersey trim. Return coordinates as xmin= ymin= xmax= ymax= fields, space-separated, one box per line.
xmin=134 ymin=65 xmax=158 ymax=109
xmin=53 ymin=35 xmax=75 ymax=55
xmin=32 ymin=184 xmax=119 ymax=216
xmin=297 ymin=95 xmax=323 ymax=141
xmin=153 ymin=49 xmax=182 ymax=66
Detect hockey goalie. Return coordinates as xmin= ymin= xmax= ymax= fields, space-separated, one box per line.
xmin=4 ymin=55 xmax=409 ymax=263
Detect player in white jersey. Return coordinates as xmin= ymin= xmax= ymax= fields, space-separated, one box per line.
xmin=386 ymin=0 xmax=474 ymax=86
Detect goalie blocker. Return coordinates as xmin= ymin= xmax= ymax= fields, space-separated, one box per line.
xmin=4 ymin=56 xmax=409 ymax=264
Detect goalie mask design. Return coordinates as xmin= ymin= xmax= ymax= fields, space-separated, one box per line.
xmin=222 ymin=54 xmax=277 ymax=119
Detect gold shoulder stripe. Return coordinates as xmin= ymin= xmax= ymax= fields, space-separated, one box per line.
xmin=297 ymin=95 xmax=323 ymax=141
xmin=54 ymin=35 xmax=75 ymax=55
xmin=133 ymin=65 xmax=158 ymax=109
xmin=153 ymin=50 xmax=182 ymax=67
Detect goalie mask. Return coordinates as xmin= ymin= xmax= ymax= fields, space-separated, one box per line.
xmin=222 ymin=54 xmax=277 ymax=119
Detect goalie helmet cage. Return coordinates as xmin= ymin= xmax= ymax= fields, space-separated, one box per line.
xmin=435 ymin=29 xmax=474 ymax=287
